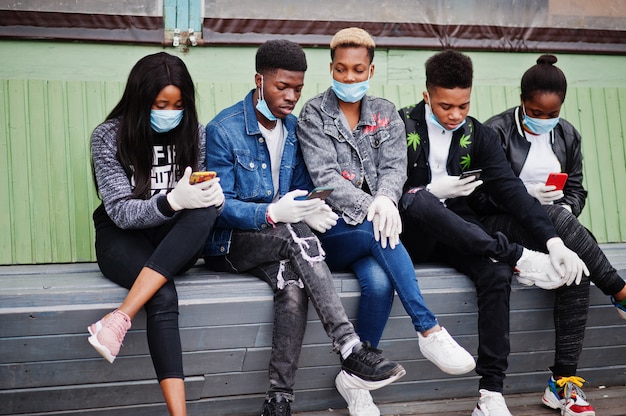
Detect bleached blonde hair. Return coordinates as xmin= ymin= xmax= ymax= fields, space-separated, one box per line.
xmin=330 ymin=27 xmax=375 ymax=62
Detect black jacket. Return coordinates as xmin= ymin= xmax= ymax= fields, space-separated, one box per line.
xmin=399 ymin=101 xmax=557 ymax=246
xmin=484 ymin=106 xmax=587 ymax=217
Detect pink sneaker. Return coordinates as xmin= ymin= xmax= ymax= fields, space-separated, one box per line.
xmin=88 ymin=310 xmax=131 ymax=363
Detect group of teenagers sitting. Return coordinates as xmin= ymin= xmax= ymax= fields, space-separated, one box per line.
xmin=85 ymin=26 xmax=625 ymax=416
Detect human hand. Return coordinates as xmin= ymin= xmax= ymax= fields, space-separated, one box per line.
xmin=367 ymin=195 xmax=402 ymax=249
xmin=546 ymin=237 xmax=590 ymax=285
xmin=304 ymin=203 xmax=339 ymax=233
xmin=427 ymin=175 xmax=483 ymax=200
xmin=526 ymin=183 xmax=564 ymax=205
xmin=267 ymin=190 xmax=324 ymax=224
xmin=167 ymin=167 xmax=223 ymax=211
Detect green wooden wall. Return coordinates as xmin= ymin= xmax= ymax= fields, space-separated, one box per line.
xmin=1 ymin=41 xmax=625 ymax=264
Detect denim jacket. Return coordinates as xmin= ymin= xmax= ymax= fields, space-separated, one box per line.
xmin=297 ymin=87 xmax=407 ymax=225
xmin=203 ymin=89 xmax=313 ymax=255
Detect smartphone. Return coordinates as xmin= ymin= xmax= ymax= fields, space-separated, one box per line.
xmin=189 ymin=171 xmax=217 ymax=184
xmin=545 ymin=172 xmax=568 ymax=190
xmin=459 ymin=169 xmax=482 ymax=181
xmin=295 ymin=186 xmax=334 ymax=201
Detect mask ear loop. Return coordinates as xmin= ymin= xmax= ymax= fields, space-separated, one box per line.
xmin=257 ymin=74 xmax=265 ymax=103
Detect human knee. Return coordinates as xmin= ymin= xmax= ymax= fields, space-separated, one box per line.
xmin=274 ymin=283 xmax=309 ymax=313
xmin=359 ymin=271 xmax=393 ymax=299
xmin=145 ymin=280 xmax=179 ymax=317
xmin=401 ymin=190 xmax=441 ymax=221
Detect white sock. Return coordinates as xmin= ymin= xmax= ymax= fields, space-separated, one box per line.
xmin=340 ymin=338 xmax=361 ymax=360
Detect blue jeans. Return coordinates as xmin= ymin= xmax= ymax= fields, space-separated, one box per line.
xmin=204 ymin=222 xmax=358 ymax=402
xmin=320 ymin=218 xmax=439 ymax=346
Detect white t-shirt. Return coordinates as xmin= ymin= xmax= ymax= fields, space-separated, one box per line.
xmin=259 ymin=119 xmax=286 ymax=202
xmin=519 ymin=131 xmax=561 ymax=186
xmin=425 ymin=104 xmax=453 ymax=184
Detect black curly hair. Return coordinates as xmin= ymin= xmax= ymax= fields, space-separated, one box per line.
xmin=425 ymin=50 xmax=473 ymax=91
xmin=521 ymin=54 xmax=567 ymax=103
xmin=255 ymin=39 xmax=308 ymax=74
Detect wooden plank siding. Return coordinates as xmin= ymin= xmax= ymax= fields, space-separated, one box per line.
xmin=1 ymin=244 xmax=625 ymax=415
xmin=1 ymin=77 xmax=625 ymax=264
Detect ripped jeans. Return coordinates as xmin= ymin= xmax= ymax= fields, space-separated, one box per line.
xmin=203 ymin=222 xmax=358 ymax=402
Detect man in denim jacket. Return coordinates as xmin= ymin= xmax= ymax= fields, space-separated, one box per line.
xmin=202 ymin=39 xmax=404 ymax=416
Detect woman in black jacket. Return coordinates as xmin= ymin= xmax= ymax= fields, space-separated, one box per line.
xmin=482 ymin=54 xmax=626 ymax=416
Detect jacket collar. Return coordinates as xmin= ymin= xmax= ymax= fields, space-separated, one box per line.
xmin=319 ymin=87 xmax=377 ymax=128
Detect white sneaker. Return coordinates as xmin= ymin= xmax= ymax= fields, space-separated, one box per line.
xmin=335 ymin=371 xmax=380 ymax=416
xmin=472 ymin=389 xmax=513 ymax=416
xmin=515 ymin=248 xmax=566 ymax=289
xmin=418 ymin=327 xmax=475 ymax=375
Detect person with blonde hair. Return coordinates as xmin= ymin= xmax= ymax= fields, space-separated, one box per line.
xmin=298 ymin=28 xmax=476 ymax=416
xmin=202 ymin=39 xmax=405 ymax=416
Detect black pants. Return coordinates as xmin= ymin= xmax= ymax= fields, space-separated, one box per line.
xmin=401 ymin=190 xmax=518 ymax=392
xmin=93 ymin=204 xmax=217 ymax=380
xmin=482 ymin=204 xmax=625 ymax=377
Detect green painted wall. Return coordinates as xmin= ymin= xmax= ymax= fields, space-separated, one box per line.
xmin=1 ymin=40 xmax=625 ymax=264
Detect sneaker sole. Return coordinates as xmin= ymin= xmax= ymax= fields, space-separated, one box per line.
xmin=542 ymin=387 xmax=562 ymax=410
xmin=617 ymin=307 xmax=626 ymax=320
xmin=87 ymin=325 xmax=116 ymax=363
xmin=470 ymin=407 xmax=485 ymax=416
xmin=339 ymin=367 xmax=406 ymax=391
xmin=419 ymin=349 xmax=476 ymax=375
xmin=335 ymin=372 xmax=381 ymax=416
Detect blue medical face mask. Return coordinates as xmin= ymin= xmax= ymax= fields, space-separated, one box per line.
xmin=522 ymin=105 xmax=559 ymax=135
xmin=150 ymin=109 xmax=184 ymax=133
xmin=331 ymin=67 xmax=371 ymax=103
xmin=255 ymin=75 xmax=277 ymax=121
xmin=426 ymin=94 xmax=466 ymax=132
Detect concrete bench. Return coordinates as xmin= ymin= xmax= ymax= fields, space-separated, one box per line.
xmin=1 ymin=244 xmax=626 ymax=416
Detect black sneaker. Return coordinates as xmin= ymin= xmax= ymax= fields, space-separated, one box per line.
xmin=340 ymin=341 xmax=406 ymax=390
xmin=261 ymin=398 xmax=291 ymax=416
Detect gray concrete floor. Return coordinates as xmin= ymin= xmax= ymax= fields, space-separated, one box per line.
xmin=293 ymin=385 xmax=626 ymax=415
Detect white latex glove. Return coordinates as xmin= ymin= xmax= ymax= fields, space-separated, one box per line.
xmin=304 ymin=204 xmax=339 ymax=233
xmin=526 ymin=183 xmax=564 ymax=205
xmin=427 ymin=175 xmax=483 ymax=200
xmin=366 ymin=195 xmax=401 ymax=249
xmin=267 ymin=190 xmax=324 ymax=224
xmin=546 ymin=237 xmax=590 ymax=286
xmin=167 ymin=167 xmax=224 ymax=211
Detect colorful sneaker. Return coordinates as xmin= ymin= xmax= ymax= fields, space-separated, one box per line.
xmin=542 ymin=376 xmax=595 ymax=416
xmin=261 ymin=398 xmax=291 ymax=416
xmin=340 ymin=342 xmax=406 ymax=390
xmin=418 ymin=327 xmax=476 ymax=375
xmin=335 ymin=370 xmax=380 ymax=416
xmin=87 ymin=309 xmax=131 ymax=363
xmin=471 ymin=389 xmax=512 ymax=416
xmin=515 ymin=249 xmax=565 ymax=289
xmin=610 ymin=296 xmax=626 ymax=320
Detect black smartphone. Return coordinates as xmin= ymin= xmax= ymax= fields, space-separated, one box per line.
xmin=295 ymin=186 xmax=334 ymax=200
xmin=459 ymin=169 xmax=482 ymax=181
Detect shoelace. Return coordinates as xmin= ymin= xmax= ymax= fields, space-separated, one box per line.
xmin=431 ymin=330 xmax=459 ymax=355
xmin=106 ymin=312 xmax=130 ymax=343
xmin=354 ymin=342 xmax=384 ymax=366
xmin=555 ymin=376 xmax=588 ymax=403
xmin=482 ymin=392 xmax=508 ymax=411
xmin=266 ymin=401 xmax=289 ymax=416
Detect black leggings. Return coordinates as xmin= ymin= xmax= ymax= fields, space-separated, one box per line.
xmin=93 ymin=204 xmax=217 ymax=380
xmin=482 ymin=204 xmax=625 ymax=376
